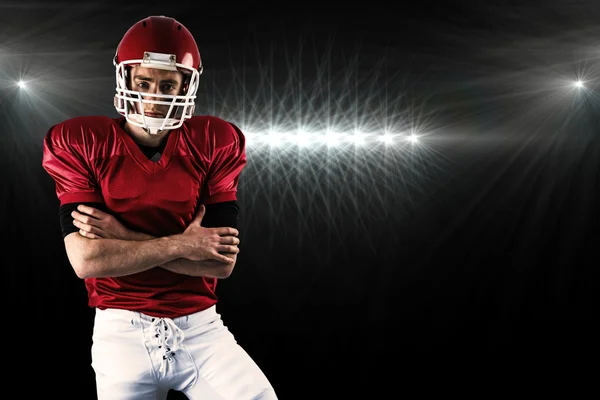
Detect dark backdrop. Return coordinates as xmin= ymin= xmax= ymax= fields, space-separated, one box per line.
xmin=2 ymin=1 xmax=599 ymax=398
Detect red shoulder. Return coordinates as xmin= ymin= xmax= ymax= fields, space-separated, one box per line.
xmin=44 ymin=116 xmax=122 ymax=150
xmin=183 ymin=115 xmax=245 ymax=150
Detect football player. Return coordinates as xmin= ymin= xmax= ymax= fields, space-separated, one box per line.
xmin=42 ymin=15 xmax=278 ymax=400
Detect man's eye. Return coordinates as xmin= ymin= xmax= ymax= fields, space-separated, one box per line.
xmin=162 ymin=85 xmax=176 ymax=92
xmin=137 ymin=82 xmax=149 ymax=89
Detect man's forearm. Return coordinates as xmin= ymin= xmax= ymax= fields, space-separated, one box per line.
xmin=162 ymin=256 xmax=236 ymax=278
xmin=127 ymin=231 xmax=235 ymax=278
xmin=65 ymin=233 xmax=184 ymax=279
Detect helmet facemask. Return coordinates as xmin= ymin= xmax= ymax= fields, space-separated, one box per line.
xmin=114 ymin=51 xmax=201 ymax=135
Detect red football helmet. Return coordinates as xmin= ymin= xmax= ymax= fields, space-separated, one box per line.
xmin=113 ymin=16 xmax=203 ymax=134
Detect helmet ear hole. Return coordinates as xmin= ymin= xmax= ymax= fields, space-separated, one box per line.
xmin=180 ymin=74 xmax=191 ymax=95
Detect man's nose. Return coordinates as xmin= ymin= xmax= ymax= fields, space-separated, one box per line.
xmin=144 ymin=84 xmax=164 ymax=99
xmin=144 ymin=90 xmax=164 ymax=108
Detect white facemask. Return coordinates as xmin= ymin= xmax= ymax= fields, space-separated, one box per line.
xmin=113 ymin=51 xmax=201 ymax=134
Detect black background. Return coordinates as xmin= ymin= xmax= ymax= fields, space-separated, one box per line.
xmin=2 ymin=0 xmax=599 ymax=398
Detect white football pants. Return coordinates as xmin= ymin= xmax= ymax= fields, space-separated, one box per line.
xmin=91 ymin=305 xmax=278 ymax=399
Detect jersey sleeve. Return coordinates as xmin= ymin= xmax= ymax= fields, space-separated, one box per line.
xmin=42 ymin=124 xmax=104 ymax=205
xmin=202 ymin=121 xmax=247 ymax=204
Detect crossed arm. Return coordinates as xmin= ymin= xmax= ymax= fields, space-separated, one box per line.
xmin=65 ymin=204 xmax=240 ymax=279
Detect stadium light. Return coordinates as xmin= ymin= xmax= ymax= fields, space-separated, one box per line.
xmin=407 ymin=134 xmax=420 ymax=143
xmin=242 ymin=128 xmax=429 ymax=149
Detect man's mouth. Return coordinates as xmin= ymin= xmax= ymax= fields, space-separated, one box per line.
xmin=144 ymin=112 xmax=165 ymax=118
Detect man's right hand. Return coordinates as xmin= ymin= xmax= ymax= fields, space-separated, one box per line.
xmin=177 ymin=204 xmax=240 ymax=264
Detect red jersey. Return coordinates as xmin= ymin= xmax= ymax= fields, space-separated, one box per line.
xmin=41 ymin=115 xmax=246 ymax=318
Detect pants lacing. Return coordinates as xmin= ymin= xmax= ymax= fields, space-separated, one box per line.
xmin=149 ymin=317 xmax=185 ymax=375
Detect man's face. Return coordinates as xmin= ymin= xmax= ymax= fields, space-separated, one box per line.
xmin=128 ymin=66 xmax=185 ymax=117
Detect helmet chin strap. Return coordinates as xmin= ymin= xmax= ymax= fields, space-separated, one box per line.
xmin=143 ymin=126 xmax=166 ymax=135
xmin=128 ymin=114 xmax=178 ymax=135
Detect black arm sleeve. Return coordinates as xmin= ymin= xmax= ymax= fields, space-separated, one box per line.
xmin=202 ymin=201 xmax=240 ymax=229
xmin=59 ymin=202 xmax=107 ymax=238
